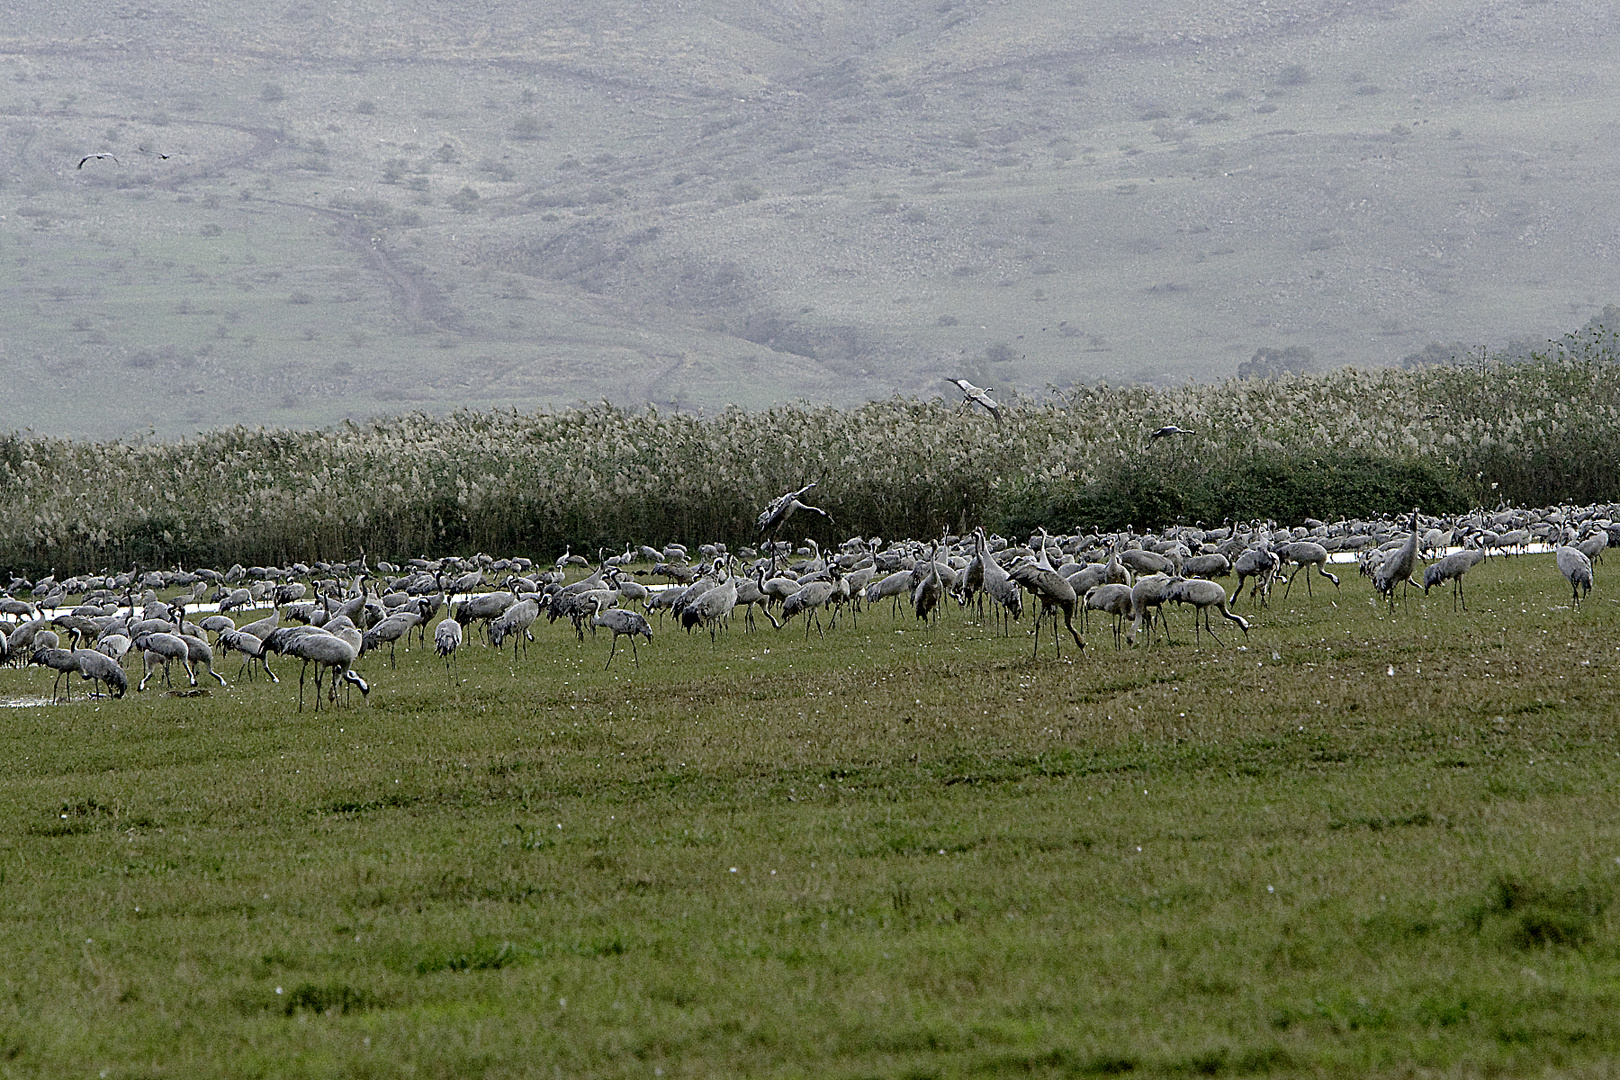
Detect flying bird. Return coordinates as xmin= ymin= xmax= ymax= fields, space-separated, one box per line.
xmin=948 ymin=378 xmax=1002 ymax=424
xmin=1147 ymin=424 xmax=1195 ymax=442
xmin=756 ymin=482 xmax=833 ymax=538
xmin=77 ymin=153 xmax=120 ymax=169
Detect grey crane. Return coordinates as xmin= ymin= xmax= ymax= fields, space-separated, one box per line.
xmin=672 ymin=564 xmax=722 ymax=633
xmin=1147 ymin=424 xmax=1195 ymax=443
xmin=434 ymin=616 xmax=463 ymax=676
xmin=975 ymin=527 xmax=1023 ymax=633
xmin=199 ymin=613 xmax=236 ymax=640
xmin=1120 ymin=547 xmax=1176 ymax=577
xmin=32 ymin=646 xmax=80 ymax=701
xmin=1083 ymin=583 xmax=1135 ymax=649
xmin=757 ymin=482 xmax=834 ymax=538
xmin=591 ymin=595 xmax=653 ymax=668
xmin=218 ymin=628 xmax=280 ymax=682
xmin=1167 ymin=578 xmax=1250 ymax=646
xmin=690 ymin=560 xmax=740 ymax=642
xmin=912 ymin=542 xmax=945 ymax=625
xmin=283 ymin=631 xmax=369 ymax=711
xmin=457 ymin=591 xmax=517 ymax=643
xmin=733 ymin=565 xmax=782 ymax=631
xmin=360 ymin=612 xmax=420 ymax=667
xmin=1181 ymin=552 xmax=1232 ymax=580
xmin=1422 ymin=545 xmax=1485 ymax=611
xmin=1126 ymin=573 xmax=1177 ymax=647
xmin=489 ymin=598 xmax=540 ymax=657
xmin=1373 ymin=509 xmax=1422 ymax=611
xmin=134 ymin=631 xmax=195 ymax=691
xmin=237 ymin=610 xmax=281 ymax=641
xmin=1278 ymin=541 xmax=1340 ymax=598
xmin=73 ymin=648 xmax=127 ymax=699
xmin=1230 ymin=540 xmax=1277 ymax=607
xmin=180 ymin=633 xmax=228 ymax=687
xmin=948 ymin=378 xmax=1003 ymax=424
xmin=865 ymin=569 xmax=913 ymax=616
xmin=1008 ymin=528 xmax=1083 ymax=658
xmin=1578 ymin=530 xmax=1609 ymax=563
xmin=779 ymin=573 xmax=841 ymax=638
xmin=95 ymin=633 xmax=132 ymax=662
xmin=1555 ymin=530 xmax=1594 ymax=608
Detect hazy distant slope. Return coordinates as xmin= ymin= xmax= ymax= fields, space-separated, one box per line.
xmin=2 ymin=0 xmax=1619 ymax=438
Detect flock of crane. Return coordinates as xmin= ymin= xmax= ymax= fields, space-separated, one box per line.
xmin=0 ymin=495 xmax=1608 ymax=709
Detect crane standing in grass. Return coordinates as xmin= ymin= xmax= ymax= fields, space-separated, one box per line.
xmin=73 ymin=648 xmax=127 ymax=699
xmin=1555 ymin=529 xmax=1594 ymax=608
xmin=1279 ymin=541 xmax=1339 ymax=599
xmin=1009 ymin=528 xmax=1083 ymax=659
xmin=283 ymin=631 xmax=369 ymax=711
xmin=592 ymin=595 xmax=653 ymax=668
xmin=1423 ymin=543 xmax=1485 ymax=611
xmin=1373 ymin=508 xmax=1422 ymax=611
xmin=435 ymin=616 xmax=462 ymax=677
xmin=32 ymin=646 xmax=80 ymax=701
xmin=1167 ymin=578 xmax=1250 ymax=646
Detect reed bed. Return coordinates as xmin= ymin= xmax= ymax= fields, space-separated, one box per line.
xmin=5 ymin=357 xmax=1620 ymax=575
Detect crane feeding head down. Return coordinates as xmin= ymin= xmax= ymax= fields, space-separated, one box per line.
xmin=757 ymin=482 xmax=833 ymax=538
xmin=948 ymin=379 xmax=1002 ymax=424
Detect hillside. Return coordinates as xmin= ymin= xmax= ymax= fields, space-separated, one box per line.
xmin=3 ymin=0 xmax=1620 ymax=437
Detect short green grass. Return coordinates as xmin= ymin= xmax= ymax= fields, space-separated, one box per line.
xmin=3 ymin=555 xmax=1620 ymax=1077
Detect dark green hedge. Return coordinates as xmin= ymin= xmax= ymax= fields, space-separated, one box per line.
xmin=995 ymin=451 xmax=1474 ymax=536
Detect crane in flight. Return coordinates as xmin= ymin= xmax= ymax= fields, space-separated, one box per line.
xmin=1147 ymin=425 xmax=1195 ymax=443
xmin=756 ymin=482 xmax=833 ymax=539
xmin=947 ymin=379 xmax=1002 ymax=424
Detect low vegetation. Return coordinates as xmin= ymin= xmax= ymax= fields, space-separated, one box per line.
xmin=1 ymin=554 xmax=1617 ymax=1076
xmin=5 ymin=357 xmax=1620 ymax=576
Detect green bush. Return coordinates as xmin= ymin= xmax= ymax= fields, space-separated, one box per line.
xmin=996 ymin=451 xmax=1471 ymax=535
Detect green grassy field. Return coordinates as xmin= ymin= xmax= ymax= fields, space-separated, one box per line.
xmin=3 ymin=554 xmax=1619 ymax=1077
